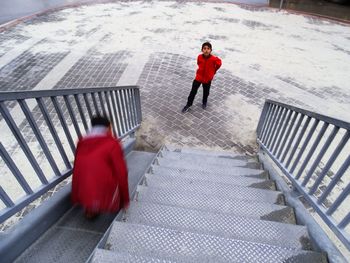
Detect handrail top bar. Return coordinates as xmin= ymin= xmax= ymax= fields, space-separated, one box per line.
xmin=265 ymin=99 xmax=350 ymax=131
xmin=0 ymin=86 xmax=139 ymax=102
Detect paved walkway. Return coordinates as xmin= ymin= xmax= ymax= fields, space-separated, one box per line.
xmin=1 ymin=0 xmax=349 ymax=154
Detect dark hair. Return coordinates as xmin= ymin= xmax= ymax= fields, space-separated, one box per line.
xmin=91 ymin=115 xmax=110 ymax=127
xmin=202 ymin=42 xmax=212 ymax=50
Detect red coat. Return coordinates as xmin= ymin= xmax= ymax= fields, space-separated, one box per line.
xmin=71 ymin=135 xmax=129 ymax=213
xmin=195 ymin=54 xmax=222 ymax=84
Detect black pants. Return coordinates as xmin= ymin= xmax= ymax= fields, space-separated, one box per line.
xmin=186 ymin=79 xmax=211 ymax=107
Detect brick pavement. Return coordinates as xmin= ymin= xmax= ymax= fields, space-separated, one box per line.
xmin=0 ymin=0 xmax=350 ymax=231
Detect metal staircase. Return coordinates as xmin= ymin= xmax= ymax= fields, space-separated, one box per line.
xmin=91 ymin=145 xmax=328 ymax=263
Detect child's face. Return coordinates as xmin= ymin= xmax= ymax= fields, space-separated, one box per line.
xmin=202 ymin=46 xmax=212 ymax=57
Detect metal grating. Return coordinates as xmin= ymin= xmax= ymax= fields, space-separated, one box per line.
xmin=106 ymin=222 xmax=326 ymax=263
xmin=143 ymin=174 xmax=284 ymax=205
xmin=135 ymin=186 xmax=295 ymax=224
xmin=125 ymin=201 xmax=311 ymax=250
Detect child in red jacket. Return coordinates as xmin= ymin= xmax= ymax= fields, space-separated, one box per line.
xmin=182 ymin=42 xmax=222 ymax=113
xmin=72 ymin=116 xmax=129 ymax=219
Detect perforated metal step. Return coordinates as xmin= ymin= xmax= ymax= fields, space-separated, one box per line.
xmin=135 ymin=186 xmax=295 ymax=224
xmin=164 ymin=145 xmax=253 ymax=160
xmin=160 ymin=151 xmax=260 ymax=168
xmin=157 ymin=156 xmax=262 ymax=170
xmin=92 ymin=249 xmax=180 ymax=263
xmin=151 ymin=166 xmax=275 ymax=190
xmin=106 ymin=222 xmax=327 ymax=263
xmin=143 ymin=174 xmax=284 ymax=205
xmin=124 ymin=202 xmax=311 ymax=250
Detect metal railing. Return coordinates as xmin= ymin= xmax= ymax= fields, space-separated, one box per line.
xmin=257 ymin=99 xmax=350 ymax=250
xmin=0 ymin=86 xmax=141 ymax=224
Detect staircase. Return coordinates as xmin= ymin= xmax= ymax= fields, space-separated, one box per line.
xmin=91 ymin=145 xmax=328 ymax=263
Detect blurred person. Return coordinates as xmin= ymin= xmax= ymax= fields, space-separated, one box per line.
xmin=72 ymin=115 xmax=129 ymax=219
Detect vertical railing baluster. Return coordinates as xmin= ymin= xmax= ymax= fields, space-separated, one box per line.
xmin=74 ymin=94 xmax=88 ymax=132
xmin=309 ymin=131 xmax=350 ymax=195
xmin=36 ymin=98 xmax=71 ymax=170
xmin=326 ymin=182 xmax=350 ymax=216
xmin=122 ymin=89 xmax=132 ymax=130
xmin=285 ymin=115 xmax=311 ymax=168
xmin=0 ymin=187 xmax=14 ymax=207
xmin=91 ymin=92 xmax=100 ymax=116
xmin=111 ymin=90 xmax=124 ymax=136
xmin=83 ymin=93 xmax=93 ymax=119
xmin=338 ymin=212 xmax=350 ymax=229
xmin=272 ymin=109 xmax=292 ymax=155
xmin=295 ymin=122 xmax=329 ymax=180
xmin=259 ymin=103 xmax=273 ymax=140
xmin=127 ymin=89 xmax=136 ymax=128
xmin=301 ymin=125 xmax=338 ymax=185
xmin=116 ymin=90 xmax=127 ymax=134
xmin=256 ymin=102 xmax=270 ymax=137
xmin=121 ymin=89 xmax=131 ymax=131
xmin=98 ymin=92 xmax=107 ymax=117
xmin=281 ymin=113 xmax=304 ymax=163
xmin=51 ymin=97 xmax=76 ymax=154
xmin=104 ymin=91 xmax=117 ymax=136
xmin=0 ymin=143 xmax=33 ymax=194
xmin=135 ymin=88 xmax=142 ymax=124
xmin=318 ymin=155 xmax=350 ymax=205
xmin=261 ymin=104 xmax=278 ymax=143
xmin=18 ymin=99 xmax=61 ymax=176
xmin=64 ymin=95 xmax=81 ymax=138
xmin=289 ymin=119 xmax=319 ymax=173
xmin=277 ymin=111 xmax=298 ymax=159
xmin=0 ymin=102 xmax=48 ymax=184
xmin=266 ymin=107 xmax=285 ymax=149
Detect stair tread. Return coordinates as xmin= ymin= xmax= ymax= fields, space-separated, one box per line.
xmin=124 ymin=201 xmax=311 ymax=250
xmin=136 ymin=185 xmax=295 ymax=224
xmin=143 ymin=174 xmax=284 ymax=205
xmin=160 ymin=151 xmax=259 ymax=167
xmin=106 ymin=222 xmax=327 ymax=263
xmin=92 ymin=249 xmax=180 ymax=263
xmin=158 ymin=157 xmax=261 ymax=170
xmin=152 ymin=166 xmax=275 ymax=189
xmin=164 ymin=145 xmax=250 ymax=158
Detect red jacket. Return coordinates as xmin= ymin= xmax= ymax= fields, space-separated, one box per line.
xmin=72 ymin=135 xmax=129 ymax=213
xmin=195 ymin=54 xmax=222 ymax=84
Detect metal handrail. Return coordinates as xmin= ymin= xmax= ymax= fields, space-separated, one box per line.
xmin=257 ymin=99 xmax=350 ymax=250
xmin=0 ymin=86 xmax=142 ymax=224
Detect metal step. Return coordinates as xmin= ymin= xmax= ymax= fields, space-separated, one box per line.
xmin=152 ymin=162 xmax=268 ymax=179
xmin=164 ymin=145 xmax=255 ymax=160
xmin=157 ymin=156 xmax=262 ymax=170
xmin=106 ymin=222 xmax=327 ymax=263
xmin=143 ymin=174 xmax=284 ymax=205
xmin=124 ymin=202 xmax=311 ymax=250
xmin=160 ymin=150 xmax=261 ymax=168
xmin=135 ymin=186 xmax=295 ymax=224
xmin=151 ymin=166 xmax=275 ymax=190
xmin=92 ymin=249 xmax=181 ymax=263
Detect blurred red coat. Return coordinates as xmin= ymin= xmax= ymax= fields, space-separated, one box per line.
xmin=72 ymin=134 xmax=129 ymax=213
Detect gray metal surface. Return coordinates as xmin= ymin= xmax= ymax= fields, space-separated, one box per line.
xmin=257 ymin=99 xmax=350 ymax=250
xmin=151 ymin=166 xmax=275 ymax=189
xmin=92 ymin=249 xmax=181 ymax=263
xmin=160 ymin=151 xmax=259 ymax=168
xmin=143 ymin=174 xmax=284 ymax=205
xmin=11 ymin=150 xmax=155 ymax=263
xmin=124 ymin=201 xmax=311 ymax=250
xmin=164 ymin=145 xmax=251 ymax=159
xmin=106 ymin=222 xmax=327 ymax=263
xmin=157 ymin=156 xmax=262 ymax=170
xmin=135 ymin=186 xmax=295 ymax=224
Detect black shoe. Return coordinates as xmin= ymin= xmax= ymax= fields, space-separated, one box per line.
xmin=202 ymin=103 xmax=207 ymax=109
xmin=182 ymin=105 xmax=190 ymax=113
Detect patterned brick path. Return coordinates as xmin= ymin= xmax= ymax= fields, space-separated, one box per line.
xmin=0 ymin=0 xmax=349 ymax=230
